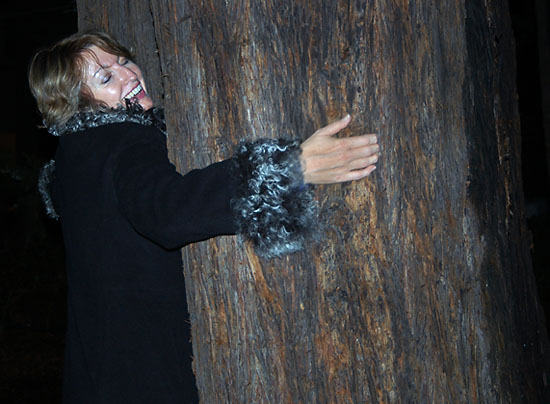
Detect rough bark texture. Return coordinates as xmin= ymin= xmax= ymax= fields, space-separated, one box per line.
xmin=77 ymin=1 xmax=550 ymax=402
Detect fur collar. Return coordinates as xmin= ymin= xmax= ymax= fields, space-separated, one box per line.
xmin=47 ymin=104 xmax=166 ymax=136
xmin=39 ymin=104 xmax=166 ymax=220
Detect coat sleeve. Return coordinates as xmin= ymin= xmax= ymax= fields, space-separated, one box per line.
xmin=113 ymin=125 xmax=237 ymax=250
xmin=114 ymin=124 xmax=319 ymax=256
xmin=231 ymin=138 xmax=319 ymax=258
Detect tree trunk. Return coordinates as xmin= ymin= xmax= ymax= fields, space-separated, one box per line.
xmin=77 ymin=1 xmax=550 ymax=402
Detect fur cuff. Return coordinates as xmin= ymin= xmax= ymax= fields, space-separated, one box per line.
xmin=38 ymin=159 xmax=59 ymax=220
xmin=232 ymin=138 xmax=318 ymax=258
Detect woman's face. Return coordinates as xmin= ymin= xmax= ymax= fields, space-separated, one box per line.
xmin=81 ymin=45 xmax=153 ymax=111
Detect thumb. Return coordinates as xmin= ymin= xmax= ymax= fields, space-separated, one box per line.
xmin=313 ymin=114 xmax=351 ymax=137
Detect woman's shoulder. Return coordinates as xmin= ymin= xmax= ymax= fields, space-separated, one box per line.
xmin=58 ymin=121 xmax=165 ymax=161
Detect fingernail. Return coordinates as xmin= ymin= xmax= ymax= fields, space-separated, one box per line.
xmin=344 ymin=114 xmax=351 ymax=120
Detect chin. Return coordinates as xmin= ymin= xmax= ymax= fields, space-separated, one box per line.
xmin=139 ymin=97 xmax=154 ymax=111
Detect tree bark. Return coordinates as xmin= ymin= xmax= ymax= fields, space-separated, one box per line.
xmin=77 ymin=1 xmax=550 ymax=402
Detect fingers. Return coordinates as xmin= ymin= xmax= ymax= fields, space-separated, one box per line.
xmin=336 ymin=165 xmax=377 ymax=182
xmin=346 ymin=143 xmax=380 ymax=164
xmin=338 ymin=133 xmax=378 ymax=148
xmin=306 ymin=142 xmax=379 ymax=172
xmin=303 ymin=148 xmax=380 ymax=184
xmin=304 ymin=164 xmax=377 ymax=184
xmin=344 ymin=152 xmax=380 ymax=171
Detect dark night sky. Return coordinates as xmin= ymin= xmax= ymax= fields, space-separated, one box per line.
xmin=0 ymin=1 xmax=548 ymax=403
xmin=0 ymin=2 xmax=77 ymax=158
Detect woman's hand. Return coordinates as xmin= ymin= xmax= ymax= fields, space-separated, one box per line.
xmin=300 ymin=115 xmax=380 ymax=184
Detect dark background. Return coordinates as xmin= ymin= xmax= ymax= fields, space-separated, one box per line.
xmin=0 ymin=1 xmax=548 ymax=402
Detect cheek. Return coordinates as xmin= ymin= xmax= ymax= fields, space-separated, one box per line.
xmin=92 ymin=86 xmax=123 ymax=108
xmin=134 ymin=69 xmax=148 ymax=91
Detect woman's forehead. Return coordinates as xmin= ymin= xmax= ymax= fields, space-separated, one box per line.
xmin=82 ymin=46 xmax=117 ymax=69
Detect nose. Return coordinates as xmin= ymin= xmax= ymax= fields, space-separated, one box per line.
xmin=118 ymin=65 xmax=138 ymax=81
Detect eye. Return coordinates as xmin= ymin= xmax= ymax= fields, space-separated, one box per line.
xmin=102 ymin=74 xmax=112 ymax=84
xmin=119 ymin=57 xmax=130 ymax=66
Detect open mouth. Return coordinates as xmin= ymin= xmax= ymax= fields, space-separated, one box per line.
xmin=123 ymin=83 xmax=146 ymax=103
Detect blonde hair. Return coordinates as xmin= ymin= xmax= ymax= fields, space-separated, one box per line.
xmin=28 ymin=31 xmax=133 ymax=128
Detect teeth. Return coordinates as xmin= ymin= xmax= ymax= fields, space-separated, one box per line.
xmin=124 ymin=84 xmax=143 ymax=99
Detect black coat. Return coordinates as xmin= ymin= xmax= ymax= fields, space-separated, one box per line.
xmin=54 ymin=122 xmax=234 ymax=403
xmin=41 ymin=107 xmax=318 ymax=403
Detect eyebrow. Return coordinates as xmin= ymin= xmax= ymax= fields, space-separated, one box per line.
xmin=86 ymin=52 xmax=110 ymax=78
xmin=92 ymin=57 xmax=125 ymax=79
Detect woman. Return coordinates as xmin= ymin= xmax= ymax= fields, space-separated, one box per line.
xmin=29 ymin=31 xmax=379 ymax=403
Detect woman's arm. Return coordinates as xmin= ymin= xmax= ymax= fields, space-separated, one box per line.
xmin=112 ymin=116 xmax=379 ymax=255
xmin=113 ymin=125 xmax=237 ymax=250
